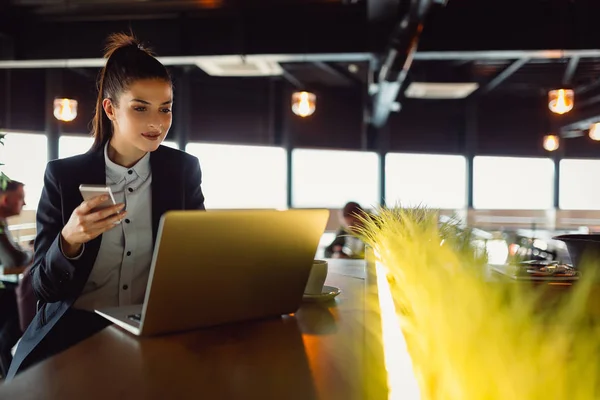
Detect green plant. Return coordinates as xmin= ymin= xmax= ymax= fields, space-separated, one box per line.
xmin=0 ymin=132 xmax=10 ymax=190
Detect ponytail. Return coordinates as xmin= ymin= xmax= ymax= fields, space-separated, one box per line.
xmin=90 ymin=33 xmax=171 ymax=151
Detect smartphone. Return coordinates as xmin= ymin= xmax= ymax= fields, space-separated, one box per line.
xmin=79 ymin=184 xmax=118 ymax=212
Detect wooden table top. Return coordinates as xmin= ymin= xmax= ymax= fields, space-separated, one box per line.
xmin=0 ymin=259 xmax=387 ymax=400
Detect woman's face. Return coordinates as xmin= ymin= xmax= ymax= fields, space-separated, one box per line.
xmin=103 ymin=78 xmax=173 ymax=156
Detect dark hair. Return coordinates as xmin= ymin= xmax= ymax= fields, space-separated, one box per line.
xmin=342 ymin=201 xmax=364 ymax=218
xmin=0 ymin=180 xmax=24 ymax=194
xmin=91 ymin=33 xmax=171 ymax=151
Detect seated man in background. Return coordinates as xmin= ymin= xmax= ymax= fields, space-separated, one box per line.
xmin=0 ymin=180 xmax=34 ymax=377
xmin=324 ymin=201 xmax=368 ymax=259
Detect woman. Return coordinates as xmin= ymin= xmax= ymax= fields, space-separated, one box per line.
xmin=324 ymin=202 xmax=367 ymax=259
xmin=7 ymin=33 xmax=205 ymax=379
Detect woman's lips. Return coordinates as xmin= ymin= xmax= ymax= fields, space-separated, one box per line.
xmin=142 ymin=132 xmax=160 ymax=141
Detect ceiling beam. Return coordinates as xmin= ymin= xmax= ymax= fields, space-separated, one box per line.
xmin=577 ymin=93 xmax=600 ymax=109
xmin=480 ymin=58 xmax=529 ymax=94
xmin=562 ymin=56 xmax=580 ymax=85
xmin=560 ymin=116 xmax=598 ymax=135
xmin=560 ymin=108 xmax=600 ymax=136
xmin=370 ymin=0 xmax=438 ymax=129
xmin=15 ymin=49 xmax=600 ymax=69
xmin=561 ymin=130 xmax=586 ymax=139
xmin=0 ymin=53 xmax=375 ymax=69
xmin=312 ymin=61 xmax=357 ymax=86
xmin=413 ymin=49 xmax=600 ymax=61
xmin=575 ymin=76 xmax=600 ymax=95
xmin=367 ymin=0 xmax=400 ymax=23
xmin=281 ymin=70 xmax=303 ymax=89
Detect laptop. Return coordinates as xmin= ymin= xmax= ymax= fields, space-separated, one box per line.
xmin=95 ymin=209 xmax=329 ymax=336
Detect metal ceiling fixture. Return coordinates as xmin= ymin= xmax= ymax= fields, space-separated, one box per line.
xmin=369 ymin=0 xmax=444 ymax=129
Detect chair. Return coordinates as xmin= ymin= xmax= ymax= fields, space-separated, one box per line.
xmin=15 ymin=267 xmax=36 ymax=332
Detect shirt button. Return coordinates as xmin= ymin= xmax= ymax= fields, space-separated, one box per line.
xmin=122 ymin=285 xmax=128 ymax=290
xmin=126 ymin=251 xmax=132 ymax=256
xmin=125 ymin=219 xmax=130 ymax=224
xmin=128 ymin=170 xmax=133 ymax=175
xmin=128 ymin=188 xmax=133 ymax=193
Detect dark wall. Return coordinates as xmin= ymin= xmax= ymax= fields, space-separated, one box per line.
xmin=287 ymin=87 xmax=364 ymax=149
xmin=475 ymin=96 xmax=600 ymax=158
xmin=3 ymin=69 xmax=45 ymax=132
xmin=385 ymin=95 xmax=600 ymax=158
xmin=386 ymin=96 xmax=550 ymax=156
xmin=476 ymin=95 xmax=548 ymax=157
xmin=188 ymin=76 xmax=272 ymax=145
xmin=1 ymin=69 xmax=97 ymax=134
xmin=564 ymin=135 xmax=600 ymax=158
xmin=387 ymin=100 xmax=465 ymax=154
xmin=60 ymin=70 xmax=98 ymax=135
xmin=3 ymin=67 xmax=600 ymax=159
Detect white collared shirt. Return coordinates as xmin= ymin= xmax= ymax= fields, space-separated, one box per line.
xmin=73 ymin=143 xmax=153 ymax=311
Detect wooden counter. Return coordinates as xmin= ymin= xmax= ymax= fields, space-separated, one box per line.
xmin=0 ymin=259 xmax=388 ymax=400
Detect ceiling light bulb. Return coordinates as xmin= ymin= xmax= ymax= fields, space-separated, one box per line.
xmin=291 ymin=91 xmax=316 ymax=117
xmin=543 ymin=134 xmax=560 ymax=151
xmin=53 ymin=98 xmax=78 ymax=122
xmin=589 ymin=123 xmax=600 ymax=141
xmin=548 ymin=89 xmax=574 ymax=115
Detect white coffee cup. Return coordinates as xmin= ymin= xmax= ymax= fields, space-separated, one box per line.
xmin=304 ymin=260 xmax=328 ymax=295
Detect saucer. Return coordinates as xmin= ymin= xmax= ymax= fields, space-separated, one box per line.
xmin=303 ymin=285 xmax=341 ymax=303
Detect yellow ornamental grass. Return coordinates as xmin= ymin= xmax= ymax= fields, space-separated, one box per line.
xmin=356 ymin=206 xmax=600 ymax=400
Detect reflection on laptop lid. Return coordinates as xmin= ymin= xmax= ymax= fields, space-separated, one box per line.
xmin=95 ymin=209 xmax=329 ymax=336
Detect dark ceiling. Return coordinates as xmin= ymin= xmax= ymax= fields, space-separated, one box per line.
xmin=2 ymin=0 xmax=599 ymax=46
xmin=5 ymin=0 xmax=344 ymax=16
xmin=408 ymin=57 xmax=600 ymax=98
xmin=2 ymin=0 xmax=599 ymax=59
xmin=0 ymin=1 xmax=374 ymax=58
xmin=3 ymin=0 xmax=600 ymax=137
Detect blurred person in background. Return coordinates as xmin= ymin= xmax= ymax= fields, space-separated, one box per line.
xmin=324 ymin=201 xmax=368 ymax=259
xmin=0 ymin=180 xmax=34 ymax=377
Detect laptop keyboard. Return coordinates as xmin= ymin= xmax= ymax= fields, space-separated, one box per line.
xmin=127 ymin=313 xmax=141 ymax=322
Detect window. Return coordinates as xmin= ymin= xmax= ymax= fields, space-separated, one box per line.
xmin=59 ymin=135 xmax=93 ymax=158
xmin=473 ymin=156 xmax=554 ymax=210
xmin=385 ymin=153 xmax=467 ymax=209
xmin=0 ymin=132 xmax=48 ymax=210
xmin=559 ymin=159 xmax=600 ymax=210
xmin=292 ymin=149 xmax=380 ymax=208
xmin=186 ymin=142 xmax=287 ymax=209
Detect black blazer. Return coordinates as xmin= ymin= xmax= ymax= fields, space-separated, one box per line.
xmin=7 ymin=144 xmax=205 ymax=378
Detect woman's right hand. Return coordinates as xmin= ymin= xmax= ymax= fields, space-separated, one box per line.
xmin=60 ymin=195 xmax=126 ymax=257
